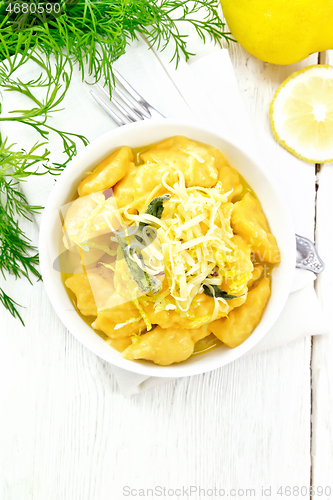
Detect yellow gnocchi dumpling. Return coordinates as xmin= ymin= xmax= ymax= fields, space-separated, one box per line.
xmin=141 ymin=292 xmax=229 ymax=330
xmin=65 ymin=273 xmax=97 ymax=317
xmin=122 ymin=326 xmax=195 ymax=365
xmin=139 ymin=302 xmax=192 ymax=330
xmin=62 ymin=136 xmax=281 ymax=366
xmin=113 ymin=166 xmax=138 ymax=208
xmin=247 ymin=265 xmax=264 ymax=289
xmin=65 ymin=270 xmax=114 ymax=317
xmin=141 ymin=136 xmax=219 ymax=188
xmin=217 ymin=164 xmax=243 ymax=201
xmin=231 ymin=193 xmax=281 ymax=264
xmin=78 ymin=146 xmax=133 ymax=197
xmin=191 ymin=325 xmax=211 ymax=343
xmin=211 ymin=149 xmax=243 ymax=201
xmin=132 ymin=162 xmax=170 ymax=199
xmin=209 ymin=278 xmax=271 ymax=348
xmin=63 ymin=193 xmax=104 ymax=247
xmin=106 ymin=336 xmax=133 ymax=353
xmin=92 ymin=301 xmax=145 ymax=339
xmin=231 ymin=234 xmax=253 ymax=275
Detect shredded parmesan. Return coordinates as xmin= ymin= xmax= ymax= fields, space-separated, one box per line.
xmin=126 ymin=170 xmax=253 ymax=315
xmin=66 ymin=169 xmax=253 ymax=321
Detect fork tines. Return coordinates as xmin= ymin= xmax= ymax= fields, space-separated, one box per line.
xmin=90 ymin=69 xmax=164 ymax=126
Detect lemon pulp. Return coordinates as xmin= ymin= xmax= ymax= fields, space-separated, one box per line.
xmin=270 ymin=65 xmax=333 ymax=162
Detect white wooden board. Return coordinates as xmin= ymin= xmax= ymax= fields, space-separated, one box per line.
xmin=0 ymin=36 xmax=332 ymax=500
xmin=311 ymin=49 xmax=333 ymax=492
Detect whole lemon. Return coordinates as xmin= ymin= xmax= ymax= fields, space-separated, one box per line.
xmin=221 ymin=0 xmax=333 ymax=65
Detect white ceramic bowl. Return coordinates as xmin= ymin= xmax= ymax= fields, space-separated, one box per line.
xmin=39 ymin=119 xmax=295 ymax=378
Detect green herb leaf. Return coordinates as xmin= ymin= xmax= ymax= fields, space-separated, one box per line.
xmin=114 ymin=231 xmax=162 ymax=295
xmin=139 ymin=194 xmax=170 ymax=228
xmin=203 ymin=284 xmax=240 ymax=300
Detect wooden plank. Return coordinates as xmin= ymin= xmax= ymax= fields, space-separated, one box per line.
xmin=311 ymin=49 xmax=333 ymax=491
xmin=228 ymin=46 xmax=318 ymax=237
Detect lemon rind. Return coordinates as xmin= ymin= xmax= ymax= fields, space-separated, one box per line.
xmin=270 ymin=64 xmax=333 ymax=164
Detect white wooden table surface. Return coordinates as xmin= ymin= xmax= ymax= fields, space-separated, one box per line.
xmin=1 ymin=38 xmax=332 ymax=500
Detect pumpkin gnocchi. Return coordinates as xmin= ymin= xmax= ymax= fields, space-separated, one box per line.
xmin=62 ymin=136 xmax=280 ymax=365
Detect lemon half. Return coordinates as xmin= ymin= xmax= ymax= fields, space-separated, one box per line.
xmin=270 ymin=65 xmax=333 ymax=163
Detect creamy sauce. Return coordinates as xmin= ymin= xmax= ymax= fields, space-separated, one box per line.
xmin=61 ymin=141 xmax=274 ymax=357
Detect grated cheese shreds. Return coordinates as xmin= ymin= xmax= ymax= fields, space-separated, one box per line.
xmin=128 ymin=171 xmax=253 ymax=318
xmin=66 ymin=169 xmax=253 ymax=324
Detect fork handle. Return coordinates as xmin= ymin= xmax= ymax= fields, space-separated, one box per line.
xmin=296 ymin=234 xmax=325 ymax=274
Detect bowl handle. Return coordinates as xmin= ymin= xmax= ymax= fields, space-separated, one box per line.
xmin=296 ymin=234 xmax=325 ymax=274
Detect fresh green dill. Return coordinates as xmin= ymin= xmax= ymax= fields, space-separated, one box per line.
xmin=0 ymin=139 xmax=58 ymax=322
xmin=0 ymin=136 xmax=49 ymax=180
xmin=0 ymin=0 xmax=233 ymax=322
xmin=0 ymin=177 xmax=42 ymax=282
xmin=0 ymin=0 xmax=233 ymax=90
xmin=0 ymin=52 xmax=89 ymax=170
xmin=0 ymin=287 xmax=25 ymax=325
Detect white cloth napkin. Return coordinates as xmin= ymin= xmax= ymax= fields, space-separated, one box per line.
xmin=1 ymin=38 xmax=329 ymax=397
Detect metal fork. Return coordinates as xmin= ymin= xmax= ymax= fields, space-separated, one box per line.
xmin=90 ymin=69 xmax=165 ymax=126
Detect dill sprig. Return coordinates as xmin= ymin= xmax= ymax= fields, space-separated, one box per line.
xmin=0 ymin=0 xmax=233 ymax=323
xmin=0 ymin=52 xmax=89 ymax=322
xmin=0 ymin=193 xmax=41 ymax=282
xmin=0 ymin=139 xmax=54 ymax=324
xmin=0 ymin=142 xmax=49 ymax=286
xmin=0 ymin=136 xmax=49 ymax=179
xmin=0 ymin=52 xmax=89 ymax=170
xmin=0 ymin=287 xmax=25 ymax=325
xmin=0 ymin=178 xmax=42 ymax=327
xmin=0 ymin=0 xmax=232 ymax=91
